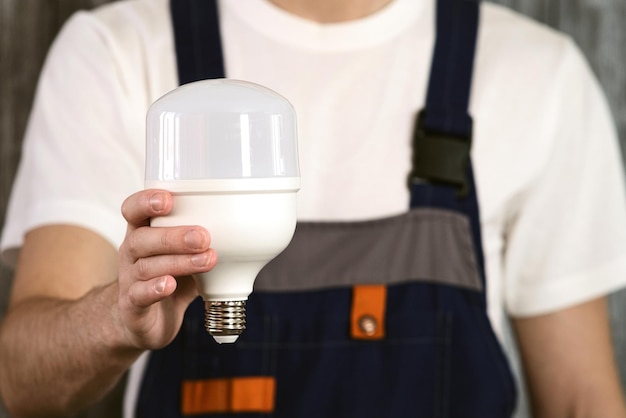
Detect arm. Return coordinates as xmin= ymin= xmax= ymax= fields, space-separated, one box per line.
xmin=0 ymin=190 xmax=216 ymax=417
xmin=513 ymin=297 xmax=626 ymax=418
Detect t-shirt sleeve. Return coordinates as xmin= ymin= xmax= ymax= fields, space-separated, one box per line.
xmin=503 ymin=39 xmax=626 ymax=317
xmin=1 ymin=11 xmax=145 ymax=267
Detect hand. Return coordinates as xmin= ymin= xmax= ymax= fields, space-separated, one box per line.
xmin=117 ymin=189 xmax=217 ymax=349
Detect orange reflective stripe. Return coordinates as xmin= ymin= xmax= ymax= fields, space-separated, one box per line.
xmin=182 ymin=379 xmax=229 ymax=414
xmin=231 ymin=377 xmax=275 ymax=412
xmin=350 ymin=284 xmax=387 ymax=340
xmin=181 ymin=376 xmax=276 ymax=415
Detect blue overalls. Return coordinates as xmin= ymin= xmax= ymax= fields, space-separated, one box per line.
xmin=136 ymin=0 xmax=517 ymax=416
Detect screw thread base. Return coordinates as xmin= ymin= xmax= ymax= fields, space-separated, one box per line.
xmin=205 ymin=300 xmax=246 ymax=340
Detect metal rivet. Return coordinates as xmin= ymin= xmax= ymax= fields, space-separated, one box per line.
xmin=358 ymin=314 xmax=378 ymax=336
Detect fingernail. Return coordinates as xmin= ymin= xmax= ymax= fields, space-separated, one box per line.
xmin=185 ymin=230 xmax=206 ymax=250
xmin=149 ymin=193 xmax=165 ymax=212
xmin=155 ymin=277 xmax=167 ymax=294
xmin=191 ymin=252 xmax=209 ymax=267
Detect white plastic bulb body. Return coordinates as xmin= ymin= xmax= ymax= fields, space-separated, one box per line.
xmin=144 ymin=79 xmax=300 ymax=344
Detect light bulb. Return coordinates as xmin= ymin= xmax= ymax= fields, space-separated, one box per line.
xmin=145 ymin=79 xmax=300 ymax=343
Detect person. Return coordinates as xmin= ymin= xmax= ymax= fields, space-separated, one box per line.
xmin=1 ymin=0 xmax=626 ymax=416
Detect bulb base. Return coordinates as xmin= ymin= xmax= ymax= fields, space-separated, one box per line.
xmin=205 ymin=300 xmax=246 ymax=343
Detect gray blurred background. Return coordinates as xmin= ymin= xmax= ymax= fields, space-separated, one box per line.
xmin=1 ymin=0 xmax=625 ymax=416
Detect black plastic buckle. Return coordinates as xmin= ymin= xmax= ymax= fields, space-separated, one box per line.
xmin=408 ymin=111 xmax=472 ymax=197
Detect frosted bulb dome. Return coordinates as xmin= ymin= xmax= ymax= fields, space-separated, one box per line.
xmin=145 ymin=78 xmax=299 ymax=181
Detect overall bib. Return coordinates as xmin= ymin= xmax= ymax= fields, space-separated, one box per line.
xmin=136 ymin=0 xmax=517 ymax=416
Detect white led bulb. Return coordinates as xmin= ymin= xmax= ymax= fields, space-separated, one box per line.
xmin=145 ymin=79 xmax=300 ymax=343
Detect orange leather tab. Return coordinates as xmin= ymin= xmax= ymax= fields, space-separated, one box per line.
xmin=182 ymin=378 xmax=229 ymax=414
xmin=181 ymin=376 xmax=275 ymax=415
xmin=350 ymin=285 xmax=387 ymax=340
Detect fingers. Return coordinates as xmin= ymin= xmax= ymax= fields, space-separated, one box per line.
xmin=127 ymin=275 xmax=200 ymax=311
xmin=120 ymin=223 xmax=216 ymax=296
xmin=121 ymin=223 xmax=216 ymax=279
xmin=121 ymin=189 xmax=173 ymax=229
xmin=127 ymin=275 xmax=177 ymax=309
xmin=117 ymin=189 xmax=216 ymax=348
xmin=121 ymin=188 xmax=215 ymax=270
xmin=123 ymin=225 xmax=211 ymax=261
xmin=131 ymin=248 xmax=216 ymax=283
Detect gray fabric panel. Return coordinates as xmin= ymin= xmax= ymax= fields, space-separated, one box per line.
xmin=255 ymin=208 xmax=482 ymax=292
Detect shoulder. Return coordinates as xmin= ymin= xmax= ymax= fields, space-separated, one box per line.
xmin=57 ymin=0 xmax=171 ymax=60
xmin=88 ymin=0 xmax=170 ymax=39
xmin=477 ymin=2 xmax=582 ymax=91
xmin=471 ymin=3 xmax=596 ymax=160
xmin=51 ymin=0 xmax=171 ymax=64
xmin=49 ymin=0 xmax=176 ymax=106
xmin=479 ymin=2 xmax=572 ymax=54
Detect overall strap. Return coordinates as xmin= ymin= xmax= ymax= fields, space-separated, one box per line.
xmin=424 ymin=0 xmax=479 ymax=136
xmin=170 ymin=0 xmax=225 ymax=84
xmin=409 ymin=0 xmax=479 ymax=196
xmin=409 ymin=0 xmax=486 ymax=290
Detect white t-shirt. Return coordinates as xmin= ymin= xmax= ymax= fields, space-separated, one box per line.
xmin=2 ymin=0 xmax=626 ymax=415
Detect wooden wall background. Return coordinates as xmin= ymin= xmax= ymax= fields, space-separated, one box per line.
xmin=0 ymin=0 xmax=625 ymax=416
